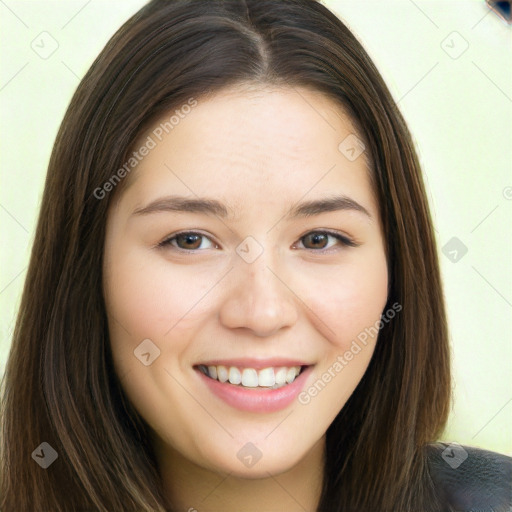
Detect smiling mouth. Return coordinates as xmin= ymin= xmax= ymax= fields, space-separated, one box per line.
xmin=195 ymin=364 xmax=309 ymax=390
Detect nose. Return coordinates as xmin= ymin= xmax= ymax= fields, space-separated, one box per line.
xmin=218 ymin=251 xmax=298 ymax=337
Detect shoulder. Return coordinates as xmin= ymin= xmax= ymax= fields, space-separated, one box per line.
xmin=425 ymin=442 xmax=512 ymax=512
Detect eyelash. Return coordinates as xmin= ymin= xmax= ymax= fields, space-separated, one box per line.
xmin=157 ymin=230 xmax=358 ymax=253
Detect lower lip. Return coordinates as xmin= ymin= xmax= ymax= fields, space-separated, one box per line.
xmin=195 ymin=366 xmax=312 ymax=413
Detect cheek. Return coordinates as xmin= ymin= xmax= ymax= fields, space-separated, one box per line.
xmin=102 ymin=245 xmax=216 ymax=434
xmin=104 ymin=245 xmax=214 ymax=341
xmin=302 ymin=251 xmax=388 ymax=348
xmin=295 ymin=251 xmax=388 ymax=422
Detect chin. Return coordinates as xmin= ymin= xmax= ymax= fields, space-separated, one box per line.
xmin=213 ymin=456 xmax=299 ymax=480
xmin=198 ymin=439 xmax=311 ymax=479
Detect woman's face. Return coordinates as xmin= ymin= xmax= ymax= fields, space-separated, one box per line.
xmin=103 ymin=86 xmax=388 ymax=478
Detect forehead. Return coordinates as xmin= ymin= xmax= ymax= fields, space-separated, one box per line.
xmin=116 ymin=85 xmax=375 ymax=218
xmin=165 ymin=85 xmax=366 ymax=162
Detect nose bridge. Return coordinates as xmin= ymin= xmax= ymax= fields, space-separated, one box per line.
xmin=218 ymin=236 xmax=298 ymax=337
xmin=242 ymin=243 xmax=278 ymax=294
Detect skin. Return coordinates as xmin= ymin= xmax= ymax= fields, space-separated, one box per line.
xmin=103 ymin=85 xmax=389 ymax=512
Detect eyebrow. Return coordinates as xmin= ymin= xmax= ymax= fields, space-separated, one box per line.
xmin=131 ymin=194 xmax=372 ymax=220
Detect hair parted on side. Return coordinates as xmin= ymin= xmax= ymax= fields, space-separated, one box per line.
xmin=0 ymin=1 xmax=450 ymax=511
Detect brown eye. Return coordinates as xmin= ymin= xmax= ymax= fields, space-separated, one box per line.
xmin=302 ymin=232 xmax=330 ymax=249
xmin=298 ymin=231 xmax=357 ymax=251
xmin=175 ymin=233 xmax=203 ymax=250
xmin=158 ymin=232 xmax=215 ymax=251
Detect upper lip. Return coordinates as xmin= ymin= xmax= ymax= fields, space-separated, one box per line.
xmin=195 ymin=358 xmax=312 ymax=370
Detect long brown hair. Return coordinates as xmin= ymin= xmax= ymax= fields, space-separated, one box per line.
xmin=0 ymin=1 xmax=450 ymax=510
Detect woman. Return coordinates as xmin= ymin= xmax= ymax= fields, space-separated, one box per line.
xmin=1 ymin=1 xmax=510 ymax=511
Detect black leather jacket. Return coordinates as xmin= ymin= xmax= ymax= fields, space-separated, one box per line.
xmin=426 ymin=442 xmax=512 ymax=511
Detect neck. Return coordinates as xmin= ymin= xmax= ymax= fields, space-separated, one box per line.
xmin=154 ymin=436 xmax=325 ymax=512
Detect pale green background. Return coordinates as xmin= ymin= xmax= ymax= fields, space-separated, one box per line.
xmin=1 ymin=1 xmax=511 ymax=454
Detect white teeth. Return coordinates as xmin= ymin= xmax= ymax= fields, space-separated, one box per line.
xmin=241 ymin=368 xmax=259 ymax=387
xmin=200 ymin=364 xmax=304 ymax=388
xmin=207 ymin=365 xmax=217 ymax=380
xmin=275 ymin=367 xmax=287 ymax=385
xmin=258 ymin=367 xmax=275 ymax=387
xmin=286 ymin=368 xmax=297 ymax=384
xmin=228 ymin=366 xmax=241 ymax=385
xmin=217 ymin=365 xmax=228 ymax=383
